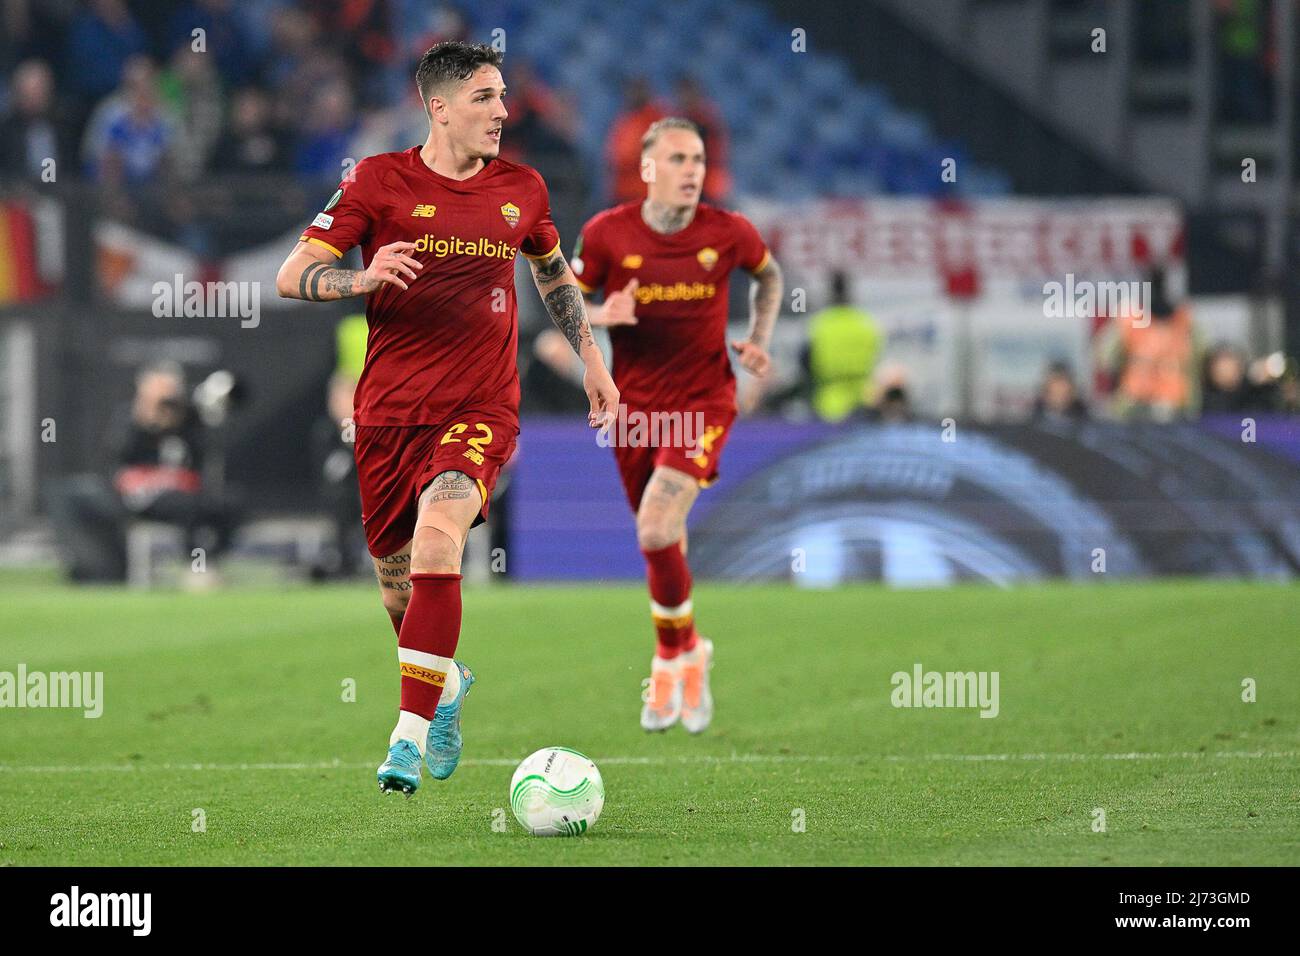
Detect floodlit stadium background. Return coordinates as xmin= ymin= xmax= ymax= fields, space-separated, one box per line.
xmin=1 ymin=0 xmax=1298 ymax=588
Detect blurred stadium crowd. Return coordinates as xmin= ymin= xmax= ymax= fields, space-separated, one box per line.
xmin=1 ymin=0 xmax=571 ymax=187
xmin=4 ymin=0 xmax=1282 ymax=197
xmin=0 ymin=0 xmax=1020 ymax=202
xmin=3 ymin=2 xmax=1294 ymax=420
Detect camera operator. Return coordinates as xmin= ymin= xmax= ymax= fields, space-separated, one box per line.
xmin=47 ymin=361 xmax=239 ymax=583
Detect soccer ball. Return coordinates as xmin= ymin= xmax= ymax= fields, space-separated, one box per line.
xmin=509 ymin=746 xmax=605 ymax=837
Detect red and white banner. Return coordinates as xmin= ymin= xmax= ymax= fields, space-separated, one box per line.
xmin=742 ymin=197 xmax=1184 ymax=296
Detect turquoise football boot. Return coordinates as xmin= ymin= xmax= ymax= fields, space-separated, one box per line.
xmin=425 ymin=661 xmax=475 ymax=780
xmin=376 ymin=738 xmax=422 ymax=796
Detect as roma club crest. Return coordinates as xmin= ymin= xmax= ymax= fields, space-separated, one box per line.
xmin=696 ymin=246 xmax=719 ymax=270
xmin=500 ymin=202 xmax=521 ymax=228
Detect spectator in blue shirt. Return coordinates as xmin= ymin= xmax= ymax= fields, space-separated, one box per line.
xmin=93 ymin=65 xmax=177 ymax=184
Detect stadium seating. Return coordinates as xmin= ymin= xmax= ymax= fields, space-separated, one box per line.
xmin=458 ymin=0 xmax=1012 ymax=198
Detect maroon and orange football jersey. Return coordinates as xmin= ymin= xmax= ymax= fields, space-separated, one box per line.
xmin=571 ymin=201 xmax=770 ymax=415
xmin=298 ymin=147 xmax=560 ymax=427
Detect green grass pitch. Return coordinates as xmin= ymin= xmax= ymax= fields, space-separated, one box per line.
xmin=0 ymin=577 xmax=1297 ymax=866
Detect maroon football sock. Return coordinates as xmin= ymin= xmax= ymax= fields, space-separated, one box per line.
xmin=641 ymin=542 xmax=698 ymax=659
xmin=396 ymin=572 xmax=462 ymax=718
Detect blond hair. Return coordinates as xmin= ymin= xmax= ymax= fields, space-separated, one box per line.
xmin=641 ymin=117 xmax=703 ymax=153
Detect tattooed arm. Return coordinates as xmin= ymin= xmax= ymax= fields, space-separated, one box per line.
xmin=731 ymin=256 xmax=783 ymax=377
xmin=527 ymin=247 xmax=620 ymax=427
xmin=527 ymin=247 xmax=597 ymax=353
xmin=276 ymin=240 xmax=422 ymax=301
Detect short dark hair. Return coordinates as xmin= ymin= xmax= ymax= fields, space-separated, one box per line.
xmin=415 ymin=41 xmax=503 ymax=110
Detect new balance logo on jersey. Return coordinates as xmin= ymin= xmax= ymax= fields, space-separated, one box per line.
xmin=413 ymin=234 xmax=516 ymax=259
xmin=621 ymin=254 xmax=643 ymax=268
xmin=411 ymin=204 xmax=437 ymax=218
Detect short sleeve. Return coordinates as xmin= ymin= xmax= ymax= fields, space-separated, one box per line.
xmin=298 ymin=160 xmax=378 ymax=259
xmin=732 ymin=212 xmax=771 ymax=273
xmin=570 ymin=217 xmax=610 ymax=294
xmin=519 ymin=171 xmax=561 ymax=261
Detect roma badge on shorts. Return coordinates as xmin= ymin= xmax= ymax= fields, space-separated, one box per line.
xmin=500 ymin=202 xmax=521 ymax=228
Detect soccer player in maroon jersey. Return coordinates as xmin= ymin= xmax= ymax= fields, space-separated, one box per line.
xmin=572 ymin=118 xmax=783 ymax=733
xmin=275 ymin=42 xmax=618 ymax=795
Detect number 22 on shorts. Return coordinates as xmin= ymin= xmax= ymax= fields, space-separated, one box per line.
xmin=440 ymin=422 xmax=493 ymax=466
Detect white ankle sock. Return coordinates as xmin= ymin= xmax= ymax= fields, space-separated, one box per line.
xmin=441 ymin=664 xmax=462 ymax=704
xmin=391 ymin=710 xmax=431 ymax=754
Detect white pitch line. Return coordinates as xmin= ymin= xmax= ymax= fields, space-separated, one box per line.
xmin=887 ymin=751 xmax=1300 ymax=762
xmin=0 ymin=751 xmax=1294 ymax=774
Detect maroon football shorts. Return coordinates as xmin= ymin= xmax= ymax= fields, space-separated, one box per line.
xmin=611 ymin=405 xmax=736 ymax=511
xmin=354 ymin=409 xmax=518 ymax=558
